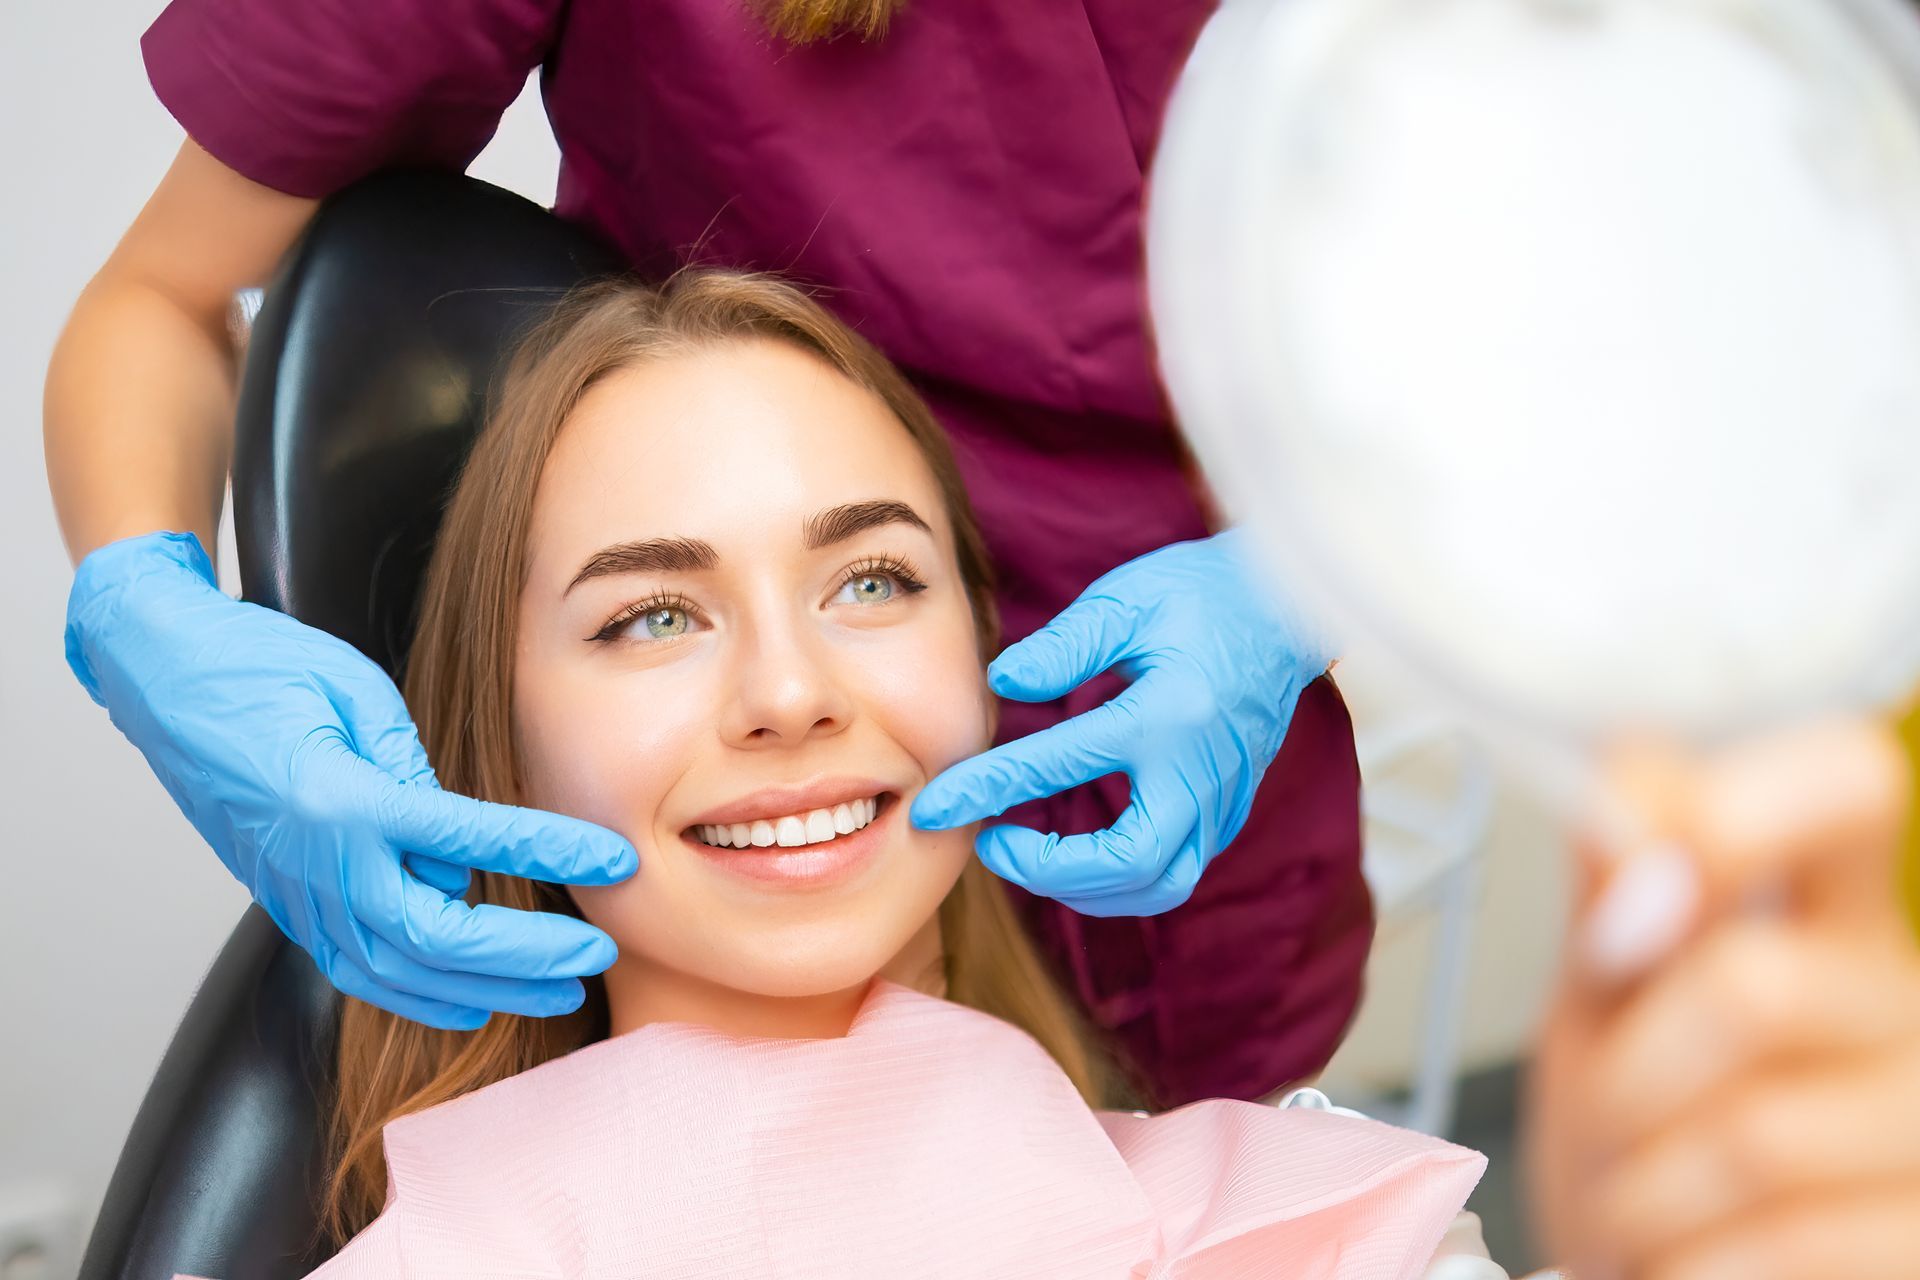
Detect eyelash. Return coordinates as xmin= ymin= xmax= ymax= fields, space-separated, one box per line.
xmin=590 ymin=591 xmax=702 ymax=643
xmin=845 ymin=554 xmax=930 ymax=598
xmin=587 ymin=555 xmax=930 ymax=644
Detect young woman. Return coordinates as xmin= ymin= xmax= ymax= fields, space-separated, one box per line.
xmin=283 ymin=271 xmax=1497 ymax=1276
xmin=54 ymin=0 xmax=1370 ymax=1111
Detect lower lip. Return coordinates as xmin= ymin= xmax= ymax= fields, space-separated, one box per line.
xmin=686 ymin=797 xmax=892 ymax=889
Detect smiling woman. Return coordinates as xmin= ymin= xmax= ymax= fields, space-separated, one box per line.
xmin=325 ymin=271 xmax=1121 ymax=1239
xmin=301 ymin=272 xmax=1496 ymax=1277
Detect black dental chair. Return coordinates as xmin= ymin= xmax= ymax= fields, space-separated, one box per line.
xmin=78 ymin=171 xmax=623 ymax=1280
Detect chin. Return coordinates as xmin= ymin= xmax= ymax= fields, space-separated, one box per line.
xmin=716 ymin=961 xmax=885 ymax=1000
xmin=696 ymin=921 xmax=920 ymax=999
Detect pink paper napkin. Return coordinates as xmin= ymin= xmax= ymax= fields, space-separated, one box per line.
xmin=182 ymin=981 xmax=1483 ymax=1278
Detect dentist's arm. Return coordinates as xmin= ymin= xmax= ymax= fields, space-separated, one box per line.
xmin=45 ymin=139 xmax=637 ymax=1029
xmin=45 ymin=140 xmax=306 ymax=560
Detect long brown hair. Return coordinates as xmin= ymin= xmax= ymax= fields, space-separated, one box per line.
xmin=324 ymin=272 xmax=1122 ymax=1243
xmin=758 ymin=0 xmax=909 ymax=43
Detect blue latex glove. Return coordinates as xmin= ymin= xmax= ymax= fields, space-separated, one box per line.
xmin=64 ymin=531 xmax=637 ymax=1029
xmin=910 ymin=530 xmax=1330 ymax=916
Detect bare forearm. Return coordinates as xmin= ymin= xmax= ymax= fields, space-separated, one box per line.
xmin=44 ymin=270 xmax=237 ymax=562
xmin=42 ymin=139 xmax=317 ymax=565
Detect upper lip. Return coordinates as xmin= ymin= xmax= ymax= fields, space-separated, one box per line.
xmin=682 ymin=776 xmax=895 ymax=830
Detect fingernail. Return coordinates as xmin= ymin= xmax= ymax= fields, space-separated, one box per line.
xmin=574 ymin=934 xmax=618 ymax=973
xmin=990 ymin=647 xmax=1041 ymax=681
xmin=1581 ymin=843 xmax=1700 ymax=982
xmin=909 ymin=791 xmax=951 ymax=829
xmin=604 ymin=843 xmax=639 ymax=878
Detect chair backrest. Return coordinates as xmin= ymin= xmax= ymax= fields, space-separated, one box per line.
xmin=78 ymin=170 xmax=622 ymax=1280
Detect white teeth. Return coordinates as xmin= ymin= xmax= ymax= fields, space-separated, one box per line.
xmin=694 ymin=795 xmax=883 ymax=849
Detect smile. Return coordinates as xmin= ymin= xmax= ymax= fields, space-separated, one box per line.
xmin=689 ymin=794 xmax=885 ymax=849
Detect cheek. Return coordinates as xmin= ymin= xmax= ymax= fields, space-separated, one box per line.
xmin=861 ymin=617 xmax=994 ymax=779
xmin=512 ymin=655 xmax=695 ymax=836
xmin=515 ymin=659 xmax=705 ymax=949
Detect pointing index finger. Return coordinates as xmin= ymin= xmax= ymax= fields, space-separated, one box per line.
xmin=910 ymin=691 xmax=1145 ymax=830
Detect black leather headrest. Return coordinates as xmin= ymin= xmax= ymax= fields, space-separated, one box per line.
xmin=79 ymin=170 xmax=621 ymax=1280
xmin=235 ymin=170 xmax=625 ymax=674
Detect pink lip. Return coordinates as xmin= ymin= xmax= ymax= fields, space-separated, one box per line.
xmin=686 ymin=795 xmax=894 ymax=890
xmin=682 ymin=776 xmax=896 ymax=830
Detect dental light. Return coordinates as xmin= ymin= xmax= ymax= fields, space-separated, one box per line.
xmin=1150 ymin=0 xmax=1920 ymax=750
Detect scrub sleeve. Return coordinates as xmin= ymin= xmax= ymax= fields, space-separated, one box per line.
xmin=142 ymin=0 xmax=1373 ymax=1106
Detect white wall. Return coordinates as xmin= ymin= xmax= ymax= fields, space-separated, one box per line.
xmin=0 ymin=2 xmax=560 ymax=1268
xmin=1 ymin=4 xmax=235 ymax=1266
xmin=0 ymin=2 xmax=1563 ymax=1271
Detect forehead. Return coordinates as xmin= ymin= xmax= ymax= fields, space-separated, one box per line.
xmin=528 ymin=340 xmax=949 ymax=565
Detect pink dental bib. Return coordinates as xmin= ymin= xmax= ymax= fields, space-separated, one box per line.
xmin=192 ymin=982 xmax=1484 ymax=1278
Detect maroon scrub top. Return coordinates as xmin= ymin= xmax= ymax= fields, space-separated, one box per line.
xmin=144 ymin=0 xmax=1371 ymax=1106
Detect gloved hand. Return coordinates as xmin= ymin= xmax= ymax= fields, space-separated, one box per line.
xmin=65 ymin=531 xmax=637 ymax=1029
xmin=910 ymin=530 xmax=1330 ymax=916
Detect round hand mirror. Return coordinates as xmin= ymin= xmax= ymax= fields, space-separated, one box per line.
xmin=1150 ymin=0 xmax=1920 ymax=746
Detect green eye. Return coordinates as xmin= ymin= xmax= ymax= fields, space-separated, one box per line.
xmin=847 ymin=574 xmax=895 ymax=604
xmin=589 ymin=595 xmax=703 ymax=645
xmin=642 ymin=606 xmax=690 ymax=638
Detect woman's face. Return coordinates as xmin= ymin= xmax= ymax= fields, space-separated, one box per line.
xmin=513 ymin=339 xmax=991 ymax=1016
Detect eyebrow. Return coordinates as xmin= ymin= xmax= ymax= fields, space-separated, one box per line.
xmin=803 ymin=499 xmax=931 ymax=549
xmin=565 ymin=500 xmax=934 ymax=594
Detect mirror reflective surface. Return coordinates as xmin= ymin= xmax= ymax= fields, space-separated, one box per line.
xmin=1152 ymin=0 xmax=1920 ymax=742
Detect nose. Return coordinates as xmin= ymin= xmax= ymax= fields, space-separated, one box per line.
xmin=718 ymin=618 xmax=855 ymax=750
